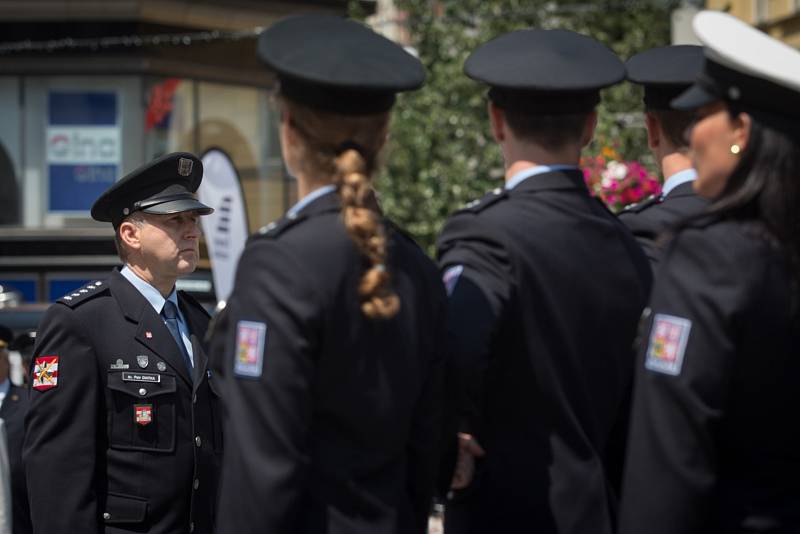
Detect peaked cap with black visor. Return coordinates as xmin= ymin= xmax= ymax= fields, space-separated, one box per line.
xmin=672 ymin=11 xmax=800 ymax=137
xmin=626 ymin=45 xmax=704 ymax=111
xmin=257 ymin=14 xmax=425 ymax=117
xmin=91 ymin=152 xmax=213 ymax=227
xmin=464 ymin=28 xmax=625 ymax=115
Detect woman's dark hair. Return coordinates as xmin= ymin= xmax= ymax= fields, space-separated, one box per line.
xmin=699 ymin=108 xmax=800 ymax=285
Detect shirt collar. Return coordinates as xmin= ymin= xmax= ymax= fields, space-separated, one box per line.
xmin=120 ymin=265 xmax=176 ymax=315
xmin=287 ymin=184 xmax=337 ymax=218
xmin=661 ymin=168 xmax=697 ymax=197
xmin=505 ymin=164 xmax=580 ymax=190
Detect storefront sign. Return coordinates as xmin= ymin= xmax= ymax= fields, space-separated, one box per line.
xmin=46 ymin=92 xmax=121 ymax=212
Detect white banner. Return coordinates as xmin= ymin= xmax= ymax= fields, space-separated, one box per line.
xmin=198 ymin=149 xmax=249 ymax=304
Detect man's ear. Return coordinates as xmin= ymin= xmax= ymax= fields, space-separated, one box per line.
xmin=644 ymin=112 xmax=661 ymax=151
xmin=118 ymin=220 xmax=142 ymax=253
xmin=580 ymin=110 xmax=598 ymax=148
xmin=488 ymin=101 xmax=507 ymax=143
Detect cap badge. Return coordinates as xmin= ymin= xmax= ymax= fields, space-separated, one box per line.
xmin=123 ymin=208 xmax=130 ymax=216
xmin=178 ymin=158 xmax=193 ymax=177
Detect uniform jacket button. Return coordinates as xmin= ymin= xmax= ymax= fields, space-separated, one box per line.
xmin=103 ymin=512 xmax=111 ymax=520
xmin=138 ymin=388 xmax=147 ymax=396
xmin=193 ymin=478 xmax=200 ymax=490
xmin=195 ymin=435 xmax=202 ymax=447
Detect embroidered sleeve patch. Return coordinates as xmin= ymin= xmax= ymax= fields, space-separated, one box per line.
xmin=234 ymin=321 xmax=267 ymax=378
xmin=442 ymin=265 xmax=464 ymax=297
xmin=33 ymin=356 xmax=59 ymax=391
xmin=645 ymin=314 xmax=692 ymax=376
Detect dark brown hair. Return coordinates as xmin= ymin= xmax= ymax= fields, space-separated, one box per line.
xmin=504 ymin=112 xmax=590 ymax=150
xmin=281 ymin=96 xmax=400 ymax=319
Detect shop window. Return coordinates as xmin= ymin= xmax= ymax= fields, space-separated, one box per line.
xmin=197 ymin=82 xmax=284 ymax=232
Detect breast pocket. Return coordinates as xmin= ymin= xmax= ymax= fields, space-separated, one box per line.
xmin=107 ymin=372 xmax=177 ymax=453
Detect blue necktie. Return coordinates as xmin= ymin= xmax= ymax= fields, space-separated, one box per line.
xmin=162 ymin=300 xmax=193 ymax=379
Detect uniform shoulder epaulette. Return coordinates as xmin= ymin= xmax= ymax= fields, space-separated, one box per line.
xmin=621 ymin=194 xmax=661 ymax=214
xmin=253 ymin=212 xmax=307 ymax=240
xmin=177 ymin=290 xmax=211 ymax=318
xmin=459 ymin=187 xmax=508 ymax=214
xmin=57 ymin=279 xmax=109 ymax=308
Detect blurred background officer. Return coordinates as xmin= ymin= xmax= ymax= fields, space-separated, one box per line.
xmin=24 ymin=153 xmax=221 ymax=533
xmin=211 ymin=14 xmax=446 ymax=534
xmin=619 ymin=45 xmax=709 ymax=268
xmin=8 ymin=333 xmax=34 ymax=387
xmin=437 ymin=29 xmax=651 ymax=534
xmin=619 ymin=11 xmax=800 ymax=534
xmin=0 ymin=326 xmax=28 ymax=534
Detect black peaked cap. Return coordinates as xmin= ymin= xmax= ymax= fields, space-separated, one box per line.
xmin=258 ymin=14 xmax=425 ymax=115
xmin=465 ymin=28 xmax=625 ymax=114
xmin=91 ymin=152 xmax=213 ymax=227
xmin=626 ymin=45 xmax=704 ymax=110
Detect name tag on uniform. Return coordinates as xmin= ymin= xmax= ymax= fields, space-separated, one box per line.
xmin=122 ymin=372 xmax=161 ymax=384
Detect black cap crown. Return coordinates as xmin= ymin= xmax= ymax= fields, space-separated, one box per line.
xmin=465 ymin=28 xmax=625 ymax=114
xmin=626 ymin=45 xmax=704 ymax=110
xmin=258 ymin=14 xmax=425 ymax=115
xmin=91 ymin=152 xmax=213 ymax=227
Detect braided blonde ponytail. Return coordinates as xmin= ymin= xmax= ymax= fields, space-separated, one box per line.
xmin=281 ymin=96 xmax=400 ymax=320
xmin=335 ymin=148 xmax=400 ymax=319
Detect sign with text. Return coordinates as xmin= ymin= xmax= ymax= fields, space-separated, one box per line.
xmin=47 ymin=92 xmax=121 ymax=212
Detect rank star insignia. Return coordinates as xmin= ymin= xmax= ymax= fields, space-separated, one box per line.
xmin=33 ymin=356 xmax=59 ymax=391
xmin=145 ymin=331 xmax=153 ymax=339
xmin=137 ymin=355 xmax=149 ymax=368
xmin=134 ymin=404 xmax=153 ymax=426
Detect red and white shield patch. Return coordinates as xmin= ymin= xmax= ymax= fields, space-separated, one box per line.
xmin=32 ymin=356 xmax=59 ymax=391
xmin=134 ymin=404 xmax=153 ymax=426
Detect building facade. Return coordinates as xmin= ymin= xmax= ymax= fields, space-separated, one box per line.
xmin=706 ymin=0 xmax=800 ymax=48
xmin=0 ymin=0 xmax=373 ymax=305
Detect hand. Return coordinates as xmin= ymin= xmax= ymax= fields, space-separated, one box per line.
xmin=450 ymin=432 xmax=486 ymax=490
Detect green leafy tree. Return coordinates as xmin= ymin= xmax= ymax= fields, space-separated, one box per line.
xmin=354 ymin=0 xmax=680 ymax=251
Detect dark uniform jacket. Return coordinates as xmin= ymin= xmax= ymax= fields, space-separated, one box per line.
xmin=1 ymin=384 xmax=30 ymax=534
xmin=24 ymin=270 xmax=222 ymax=534
xmin=436 ymin=169 xmax=651 ymax=534
xmin=212 ymin=191 xmax=447 ymax=534
xmin=618 ymin=181 xmax=707 ymax=268
xmin=619 ymin=219 xmax=800 ymax=534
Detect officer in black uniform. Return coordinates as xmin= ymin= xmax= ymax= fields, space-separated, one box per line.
xmin=619 ymin=11 xmax=800 ymax=534
xmin=437 ymin=29 xmax=651 ymax=534
xmin=24 ymin=152 xmax=221 ymax=534
xmin=618 ymin=45 xmax=708 ymax=267
xmin=211 ymin=14 xmax=446 ymax=534
xmin=0 ymin=325 xmax=30 ymax=534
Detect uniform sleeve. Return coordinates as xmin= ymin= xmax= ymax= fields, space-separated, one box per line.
xmin=404 ymin=285 xmax=447 ymax=532
xmin=436 ymin=212 xmax=513 ymax=435
xmin=24 ymin=304 xmax=100 ymax=534
xmin=618 ymin=230 xmax=744 ymax=534
xmin=214 ymin=240 xmax=322 ymax=533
